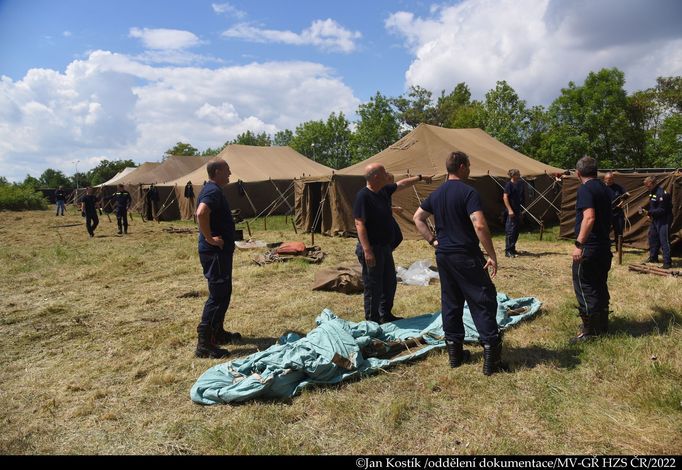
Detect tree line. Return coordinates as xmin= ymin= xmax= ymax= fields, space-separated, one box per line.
xmin=9 ymin=66 xmax=681 ymax=188
xmin=166 ymin=68 xmax=682 ymax=171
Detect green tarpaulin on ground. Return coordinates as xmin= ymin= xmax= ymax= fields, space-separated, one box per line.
xmin=190 ymin=293 xmax=542 ymax=405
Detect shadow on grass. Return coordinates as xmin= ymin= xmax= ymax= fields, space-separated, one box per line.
xmin=233 ymin=335 xmax=286 ymax=355
xmin=514 ymin=250 xmax=565 ymax=258
xmin=504 ymin=344 xmax=582 ymax=371
xmin=611 ymin=305 xmax=682 ymax=337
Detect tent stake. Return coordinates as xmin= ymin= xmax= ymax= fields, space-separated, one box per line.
xmin=539 ymin=222 xmax=544 ymax=240
xmin=617 ymin=235 xmax=623 ymax=265
xmin=245 ymin=220 xmax=252 ymax=238
xmin=264 ymin=216 xmax=267 ymax=231
xmin=311 ymin=230 xmax=315 ymax=245
xmin=291 ymin=215 xmax=298 ymax=234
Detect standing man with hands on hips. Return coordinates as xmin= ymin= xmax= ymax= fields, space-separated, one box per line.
xmin=194 ymin=159 xmax=242 ymax=359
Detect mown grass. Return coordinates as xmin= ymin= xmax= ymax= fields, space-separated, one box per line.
xmin=0 ymin=208 xmax=680 ymax=455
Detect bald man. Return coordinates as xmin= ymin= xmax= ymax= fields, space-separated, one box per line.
xmin=353 ymin=163 xmax=431 ymax=324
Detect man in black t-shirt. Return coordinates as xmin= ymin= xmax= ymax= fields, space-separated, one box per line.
xmin=353 ymin=163 xmax=431 ymax=324
xmin=194 ymin=159 xmax=240 ymax=359
xmin=79 ymin=187 xmax=100 ymax=238
xmin=503 ymin=169 xmax=525 ymax=257
xmin=55 ymin=186 xmax=66 ymax=216
xmin=414 ymin=151 xmax=504 ymax=375
xmin=604 ymin=172 xmax=627 ymax=244
xmin=571 ymin=156 xmax=613 ymax=342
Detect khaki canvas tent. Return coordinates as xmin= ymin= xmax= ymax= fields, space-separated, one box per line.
xmin=98 ymin=167 xmax=137 ymax=186
xmin=560 ymin=170 xmax=682 ymax=251
xmin=296 ymin=124 xmax=564 ymax=238
xmin=160 ymin=144 xmax=333 ymax=221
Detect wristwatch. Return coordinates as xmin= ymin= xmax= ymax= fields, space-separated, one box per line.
xmin=574 ymin=240 xmax=583 ymax=249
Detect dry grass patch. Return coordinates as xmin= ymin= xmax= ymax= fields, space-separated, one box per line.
xmin=0 ymin=210 xmax=680 ymax=454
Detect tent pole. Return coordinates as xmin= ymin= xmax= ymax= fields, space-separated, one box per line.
xmin=245 ymin=220 xmax=252 ymax=238
xmin=292 ymin=216 xmax=298 ymax=234
xmin=264 ymin=216 xmax=267 ymax=231
xmin=617 ymin=235 xmax=623 ymax=265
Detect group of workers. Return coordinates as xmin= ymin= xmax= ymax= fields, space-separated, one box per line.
xmin=73 ymin=184 xmax=133 ymax=237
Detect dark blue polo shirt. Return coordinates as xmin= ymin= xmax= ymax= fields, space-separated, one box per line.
xmin=504 ymin=180 xmax=525 ymax=213
xmin=197 ymin=181 xmax=235 ymax=254
xmin=575 ymin=178 xmax=612 ymax=248
xmin=353 ymin=183 xmax=396 ymax=246
xmin=420 ymin=179 xmax=483 ymax=255
xmin=79 ymin=194 xmax=98 ymax=216
xmin=646 ymin=186 xmax=673 ymax=223
xmin=605 ymin=183 xmax=625 ymax=216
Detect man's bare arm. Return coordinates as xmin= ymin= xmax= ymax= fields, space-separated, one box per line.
xmin=470 ymin=210 xmax=498 ymax=278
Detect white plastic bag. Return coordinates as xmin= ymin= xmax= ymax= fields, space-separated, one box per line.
xmin=396 ymin=259 xmax=439 ymax=286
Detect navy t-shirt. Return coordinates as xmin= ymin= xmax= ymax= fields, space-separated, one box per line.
xmin=605 ymin=183 xmax=625 ymax=216
xmin=420 ymin=179 xmax=483 ymax=255
xmin=197 ymin=181 xmax=235 ymax=254
xmin=504 ymin=180 xmax=525 ymax=213
xmin=353 ymin=183 xmax=396 ymax=246
xmin=575 ymin=179 xmax=612 ymax=248
xmin=79 ymin=195 xmax=98 ymax=215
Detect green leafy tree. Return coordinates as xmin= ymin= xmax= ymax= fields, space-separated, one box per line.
xmin=481 ymin=80 xmax=529 ymax=151
xmin=70 ymin=172 xmax=91 ymax=188
xmin=273 ymin=129 xmax=294 ymax=147
xmin=87 ymin=159 xmax=137 ymax=186
xmin=22 ymin=174 xmax=41 ymax=188
xmin=39 ymin=169 xmax=71 ymax=188
xmin=201 ymin=146 xmax=223 ymax=156
xmin=539 ymin=68 xmax=641 ymax=168
xmin=350 ymin=92 xmax=400 ymax=164
xmin=164 ymin=142 xmax=199 ymax=158
xmin=230 ymin=130 xmax=272 ymax=146
xmin=290 ymin=112 xmax=352 ymax=169
xmin=391 ymin=85 xmax=438 ymax=129
xmin=436 ymin=83 xmax=472 ymax=127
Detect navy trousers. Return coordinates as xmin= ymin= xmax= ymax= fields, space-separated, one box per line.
xmin=85 ymin=212 xmax=99 ymax=236
xmin=116 ymin=209 xmax=128 ymax=233
xmin=572 ymin=247 xmax=612 ymax=318
xmin=356 ymin=243 xmax=397 ymax=323
xmin=198 ymin=249 xmax=234 ymax=333
xmin=436 ymin=252 xmax=500 ymax=345
xmin=648 ymin=220 xmax=671 ymax=264
xmin=612 ymin=212 xmax=624 ymax=241
xmin=505 ymin=213 xmax=520 ymax=254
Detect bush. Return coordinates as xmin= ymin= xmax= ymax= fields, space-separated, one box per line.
xmin=0 ymin=184 xmax=49 ymax=211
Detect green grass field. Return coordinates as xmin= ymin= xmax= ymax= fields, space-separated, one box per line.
xmin=0 ymin=209 xmax=680 ymax=455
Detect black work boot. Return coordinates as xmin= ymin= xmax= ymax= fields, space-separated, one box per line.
xmin=195 ymin=327 xmax=230 ymax=359
xmin=570 ymin=314 xmax=597 ymax=344
xmin=595 ymin=309 xmax=609 ymax=335
xmin=445 ymin=340 xmax=471 ymax=368
xmin=214 ymin=329 xmax=242 ymax=345
xmin=482 ymin=339 xmax=506 ymax=376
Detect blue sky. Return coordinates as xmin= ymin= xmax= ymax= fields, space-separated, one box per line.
xmin=1 ymin=0 xmax=681 ymax=181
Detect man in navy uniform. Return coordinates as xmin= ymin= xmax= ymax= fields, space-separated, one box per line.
xmin=79 ymin=187 xmax=100 ymax=238
xmin=353 ymin=164 xmax=431 ymax=325
xmin=641 ymin=176 xmax=673 ymax=269
xmin=604 ymin=172 xmax=627 ymax=244
xmin=502 ymin=169 xmax=525 ymax=257
xmin=571 ymin=156 xmax=613 ymax=341
xmin=414 ymin=151 xmax=504 ymax=375
xmin=113 ymin=184 xmax=132 ymax=235
xmin=194 ymin=159 xmax=241 ymax=358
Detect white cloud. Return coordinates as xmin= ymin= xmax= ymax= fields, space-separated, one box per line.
xmin=62 ymin=31 xmax=72 ymax=37
xmin=0 ymin=51 xmax=359 ymax=181
xmin=386 ymin=0 xmax=682 ymax=104
xmin=129 ymin=27 xmax=202 ymax=50
xmin=222 ymin=19 xmax=362 ymax=53
xmin=212 ymin=2 xmax=247 ymax=19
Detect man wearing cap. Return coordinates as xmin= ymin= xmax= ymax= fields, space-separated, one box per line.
xmin=641 ymin=176 xmax=673 ymax=269
xmin=414 ymin=151 xmax=505 ymax=375
xmin=194 ymin=159 xmax=241 ymax=358
xmin=571 ymin=156 xmax=613 ymax=342
xmin=353 ymin=164 xmax=431 ymax=324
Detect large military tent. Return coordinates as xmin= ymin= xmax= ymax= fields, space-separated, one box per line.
xmin=296 ymin=124 xmax=563 ymax=238
xmin=160 ymin=144 xmax=333 ymax=220
xmin=559 ymin=170 xmax=682 ymax=251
